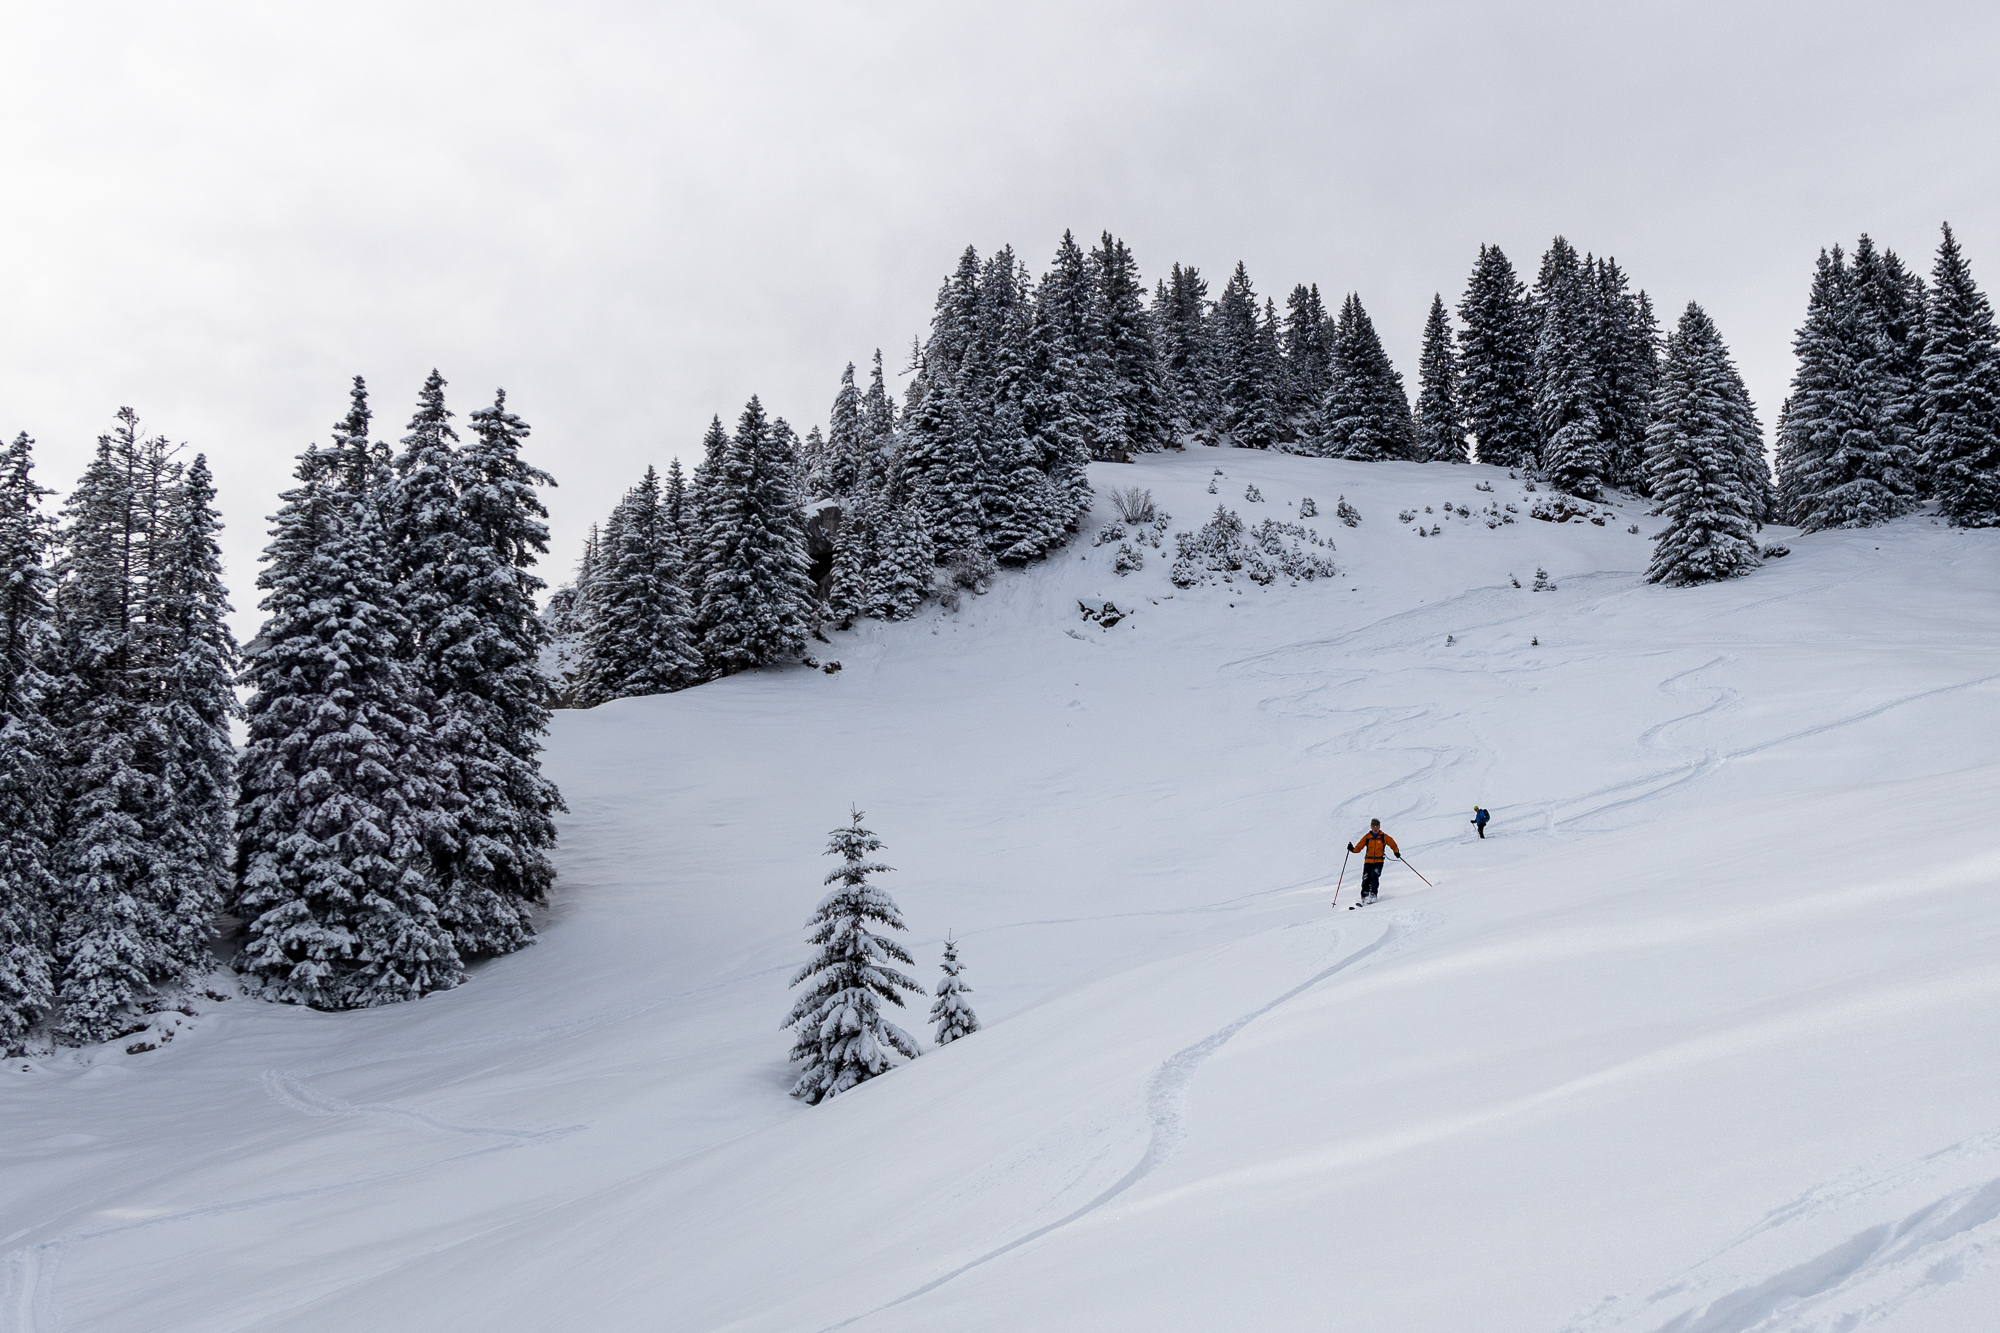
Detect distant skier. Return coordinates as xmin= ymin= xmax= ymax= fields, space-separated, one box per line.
xmin=1471 ymin=806 xmax=1490 ymax=839
xmin=1346 ymin=819 xmax=1400 ymax=906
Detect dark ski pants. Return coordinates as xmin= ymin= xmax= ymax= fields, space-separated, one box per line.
xmin=1360 ymin=861 xmax=1384 ymax=900
xmin=1476 ymin=822 xmax=1486 ymax=838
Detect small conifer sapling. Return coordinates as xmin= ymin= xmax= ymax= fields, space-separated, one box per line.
xmin=929 ymin=934 xmax=981 ymax=1046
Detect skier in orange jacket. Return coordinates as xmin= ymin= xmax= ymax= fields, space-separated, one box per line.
xmin=1347 ymin=819 xmax=1400 ymax=906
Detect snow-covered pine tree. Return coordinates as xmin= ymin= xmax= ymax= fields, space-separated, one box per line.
xmin=1093 ymin=232 xmax=1169 ymax=455
xmin=389 ymin=372 xmax=536 ymax=956
xmin=799 ymin=427 xmax=828 ymax=500
xmin=819 ymin=363 xmax=865 ymax=499
xmin=1025 ymin=232 xmax=1106 ymax=517
xmin=232 ymin=386 xmax=462 ymax=1010
xmin=424 ymin=389 xmax=567 ymax=951
xmin=0 ymin=433 xmax=59 ymax=1052
xmin=1584 ymin=260 xmax=1660 ymax=490
xmin=1415 ymin=294 xmax=1467 ymax=462
xmin=49 ymin=410 xmax=179 ymax=1042
xmin=1282 ymin=283 xmax=1334 ymax=442
xmin=696 ymin=398 xmax=817 ymax=673
xmin=1214 ymin=262 xmax=1283 ymax=450
xmin=146 ymin=452 xmax=240 ymax=982
xmin=1851 ymin=234 xmax=1928 ymax=497
xmin=1533 ymin=262 xmax=1607 ymax=496
xmin=663 ymin=458 xmax=689 ymax=549
xmin=1320 ymin=293 xmax=1415 ymax=460
xmin=1920 ymin=223 xmax=2000 ymax=526
xmin=684 ymin=415 xmax=731 ymax=601
xmin=1154 ymin=263 xmax=1216 ymax=444
xmin=784 ymin=808 xmax=923 ymax=1103
xmin=866 ymin=501 xmax=934 ymax=620
xmin=932 ymin=346 xmax=995 ymax=561
xmin=929 ymin=933 xmax=980 ymax=1046
xmin=1457 ymin=244 xmax=1540 ymax=469
xmin=860 ymin=349 xmax=898 ymax=492
xmin=1645 ymin=303 xmax=1765 ymax=586
xmin=581 ymin=465 xmax=702 ymax=700
xmin=1776 ymin=245 xmax=1922 ymax=530
xmin=981 ymin=248 xmax=1072 ymax=564
xmin=1529 ymin=237 xmax=1582 ymax=349
xmin=826 ymin=493 xmax=876 ymax=627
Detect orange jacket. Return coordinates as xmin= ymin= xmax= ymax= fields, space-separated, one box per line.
xmin=1348 ymin=829 xmax=1399 ymax=863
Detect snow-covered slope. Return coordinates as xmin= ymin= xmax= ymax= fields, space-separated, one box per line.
xmin=7 ymin=450 xmax=2000 ymax=1332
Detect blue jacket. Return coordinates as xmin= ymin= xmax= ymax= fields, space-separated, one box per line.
xmin=1472 ymin=809 xmax=1489 ymax=827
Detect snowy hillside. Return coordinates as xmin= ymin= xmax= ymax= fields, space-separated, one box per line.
xmin=8 ymin=449 xmax=2000 ymax=1332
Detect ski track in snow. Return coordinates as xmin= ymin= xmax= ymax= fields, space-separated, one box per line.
xmin=258 ymin=1069 xmax=585 ymax=1142
xmin=0 ymin=1076 xmax=584 ymax=1333
xmin=815 ymin=919 xmax=1414 ymax=1332
xmin=1 ymin=1134 xmax=548 ymax=1333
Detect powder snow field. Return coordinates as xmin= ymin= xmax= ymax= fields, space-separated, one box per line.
xmin=6 ymin=449 xmax=2000 ymax=1332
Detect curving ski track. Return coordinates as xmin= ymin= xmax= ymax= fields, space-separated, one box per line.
xmin=816 ymin=922 xmax=1403 ymax=1331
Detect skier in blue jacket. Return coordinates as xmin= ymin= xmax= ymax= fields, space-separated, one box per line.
xmin=1471 ymin=806 xmax=1490 ymax=838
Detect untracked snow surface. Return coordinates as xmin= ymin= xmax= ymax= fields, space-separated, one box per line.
xmin=6 ymin=451 xmax=2000 ymax=1332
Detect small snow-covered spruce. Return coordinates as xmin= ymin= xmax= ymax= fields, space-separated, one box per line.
xmin=1299 ymin=496 xmax=1318 ymax=518
xmin=1532 ymin=567 xmax=1556 ymax=591
xmin=1244 ymin=483 xmax=1263 ymax=502
xmin=1335 ymin=496 xmax=1360 ymax=527
xmin=784 ymin=810 xmax=924 ymax=1104
xmin=1644 ymin=303 xmax=1765 ymax=586
xmin=930 ymin=934 xmax=981 ymax=1046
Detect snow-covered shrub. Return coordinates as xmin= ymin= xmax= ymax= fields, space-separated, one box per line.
xmin=1245 ymin=484 xmax=1264 ymax=502
xmin=1532 ymin=567 xmax=1557 ymax=591
xmin=1206 ymin=478 xmax=1218 ymax=495
xmin=1113 ymin=543 xmax=1143 ymax=575
xmin=1109 ymin=486 xmax=1156 ymax=524
xmin=948 ymin=546 xmax=996 ymax=591
xmin=1762 ymin=543 xmax=1790 ymax=558
xmin=1399 ymin=509 xmax=1416 ymax=524
xmin=1510 ymin=573 xmax=1522 ymax=588
xmin=1170 ymin=507 xmax=1336 ymax=587
xmin=1629 ymin=523 xmax=1642 ymax=534
xmin=1336 ymin=496 xmax=1360 ymax=527
xmin=1092 ymin=522 xmax=1127 ymax=547
xmin=1530 ymin=497 xmax=1608 ymax=525
xmin=784 ymin=810 xmax=923 ymax=1105
xmin=1475 ymin=481 xmax=1494 ymax=492
xmin=1455 ymin=505 xmax=1471 ymax=518
xmin=1299 ymin=496 xmax=1318 ymax=518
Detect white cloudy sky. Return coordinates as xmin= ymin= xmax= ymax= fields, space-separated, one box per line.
xmin=3 ymin=0 xmax=1995 ymax=631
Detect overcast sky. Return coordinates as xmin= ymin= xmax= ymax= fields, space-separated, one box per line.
xmin=4 ymin=0 xmax=1996 ymax=637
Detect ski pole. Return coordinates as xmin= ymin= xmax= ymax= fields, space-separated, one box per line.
xmin=1331 ymin=847 xmax=1351 ymax=908
xmin=1398 ymin=857 xmax=1433 ymax=888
